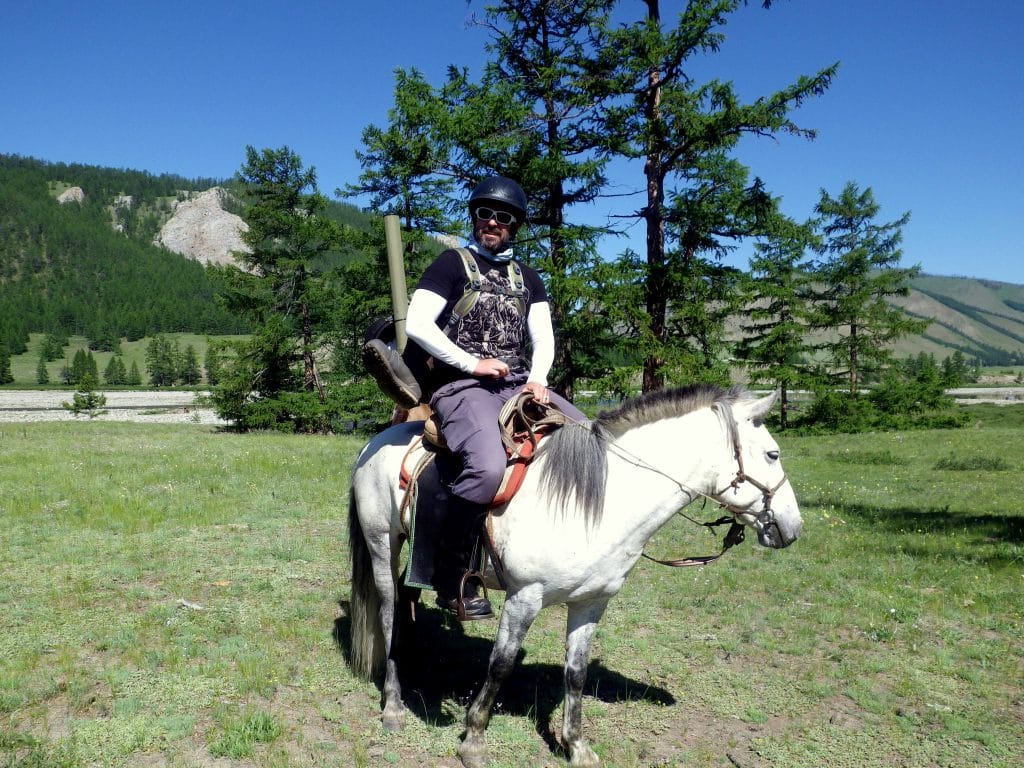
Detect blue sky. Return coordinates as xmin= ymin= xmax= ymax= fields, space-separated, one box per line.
xmin=2 ymin=1 xmax=1021 ymax=283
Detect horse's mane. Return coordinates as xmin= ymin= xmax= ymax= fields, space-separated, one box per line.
xmin=538 ymin=384 xmax=746 ymax=529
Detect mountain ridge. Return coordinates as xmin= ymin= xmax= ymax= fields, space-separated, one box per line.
xmin=2 ymin=153 xmax=1021 ymax=366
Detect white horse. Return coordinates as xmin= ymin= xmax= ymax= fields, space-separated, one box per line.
xmin=347 ymin=384 xmax=801 ymax=768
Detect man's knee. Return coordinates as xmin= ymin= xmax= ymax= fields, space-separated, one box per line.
xmin=456 ymin=447 xmax=507 ymax=504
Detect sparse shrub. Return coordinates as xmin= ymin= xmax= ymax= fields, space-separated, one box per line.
xmin=62 ymin=374 xmax=107 ymax=418
xmin=934 ymin=454 xmax=1009 ymax=471
xmin=828 ymin=449 xmax=905 ymax=466
xmin=208 ymin=710 xmax=281 ymax=759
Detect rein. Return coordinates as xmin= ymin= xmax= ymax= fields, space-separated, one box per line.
xmin=640 ymin=515 xmax=746 ymax=567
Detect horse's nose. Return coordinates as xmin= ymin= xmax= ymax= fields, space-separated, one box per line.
xmin=757 ymin=516 xmax=801 ymax=548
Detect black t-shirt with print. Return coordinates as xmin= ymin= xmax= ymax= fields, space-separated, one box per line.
xmin=413 ymin=248 xmax=547 ymax=386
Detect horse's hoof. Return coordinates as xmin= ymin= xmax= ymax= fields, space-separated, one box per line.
xmin=569 ymin=743 xmax=600 ymax=768
xmin=381 ymin=706 xmax=405 ymax=732
xmin=457 ymin=736 xmax=487 ymax=768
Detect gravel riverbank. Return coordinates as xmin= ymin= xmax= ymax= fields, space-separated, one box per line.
xmin=0 ymin=390 xmax=227 ymax=424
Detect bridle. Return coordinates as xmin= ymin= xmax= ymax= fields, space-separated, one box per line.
xmin=714 ymin=436 xmax=789 ymax=534
xmin=641 ymin=406 xmax=789 ymax=568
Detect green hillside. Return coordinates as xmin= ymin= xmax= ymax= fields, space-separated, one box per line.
xmin=0 ymin=155 xmax=250 ymax=353
xmin=0 ymin=154 xmax=381 ymax=360
xmin=3 ymin=154 xmax=1021 ymax=375
xmin=894 ymin=274 xmax=1024 ymax=364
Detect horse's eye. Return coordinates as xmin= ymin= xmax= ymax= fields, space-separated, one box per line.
xmin=766 ymin=450 xmax=780 ymax=462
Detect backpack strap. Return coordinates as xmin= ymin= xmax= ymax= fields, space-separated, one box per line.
xmin=505 ymin=261 xmax=526 ymax=315
xmin=444 ymin=248 xmax=483 ymax=336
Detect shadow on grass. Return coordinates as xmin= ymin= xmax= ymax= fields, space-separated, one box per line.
xmin=333 ymin=598 xmax=673 ymax=757
xmin=808 ymin=496 xmax=1024 ymax=563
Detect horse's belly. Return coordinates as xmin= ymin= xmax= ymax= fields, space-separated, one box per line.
xmin=494 ymin=519 xmax=632 ymax=601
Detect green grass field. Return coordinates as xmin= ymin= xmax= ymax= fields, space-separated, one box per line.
xmin=1 ymin=413 xmax=1021 ymax=767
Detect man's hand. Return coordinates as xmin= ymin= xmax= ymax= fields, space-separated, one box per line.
xmin=474 ymin=358 xmax=510 ymax=378
xmin=521 ymin=381 xmax=550 ymax=403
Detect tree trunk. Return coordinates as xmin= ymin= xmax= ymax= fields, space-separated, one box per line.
xmin=543 ymin=35 xmax=575 ymax=402
xmin=642 ymin=0 xmax=666 ymax=393
xmin=848 ymin=322 xmax=858 ymax=395
xmin=301 ymin=300 xmax=324 ymax=402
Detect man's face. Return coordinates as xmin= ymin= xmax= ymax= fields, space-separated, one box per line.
xmin=471 ymin=203 xmax=520 ymax=252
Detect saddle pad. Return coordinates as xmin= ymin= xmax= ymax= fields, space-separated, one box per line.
xmin=403 ymin=453 xmax=450 ymax=590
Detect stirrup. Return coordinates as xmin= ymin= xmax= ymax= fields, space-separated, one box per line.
xmin=458 ymin=570 xmax=492 ymax=621
xmin=362 ymin=339 xmax=422 ymax=409
xmin=434 ymin=571 xmax=493 ymax=621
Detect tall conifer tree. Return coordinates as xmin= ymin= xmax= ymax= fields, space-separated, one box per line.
xmin=461 ymin=0 xmax=621 ymax=397
xmin=598 ymin=0 xmax=837 ymax=390
xmin=810 ymin=181 xmax=926 ymax=393
xmin=223 ymin=146 xmax=345 ymax=399
xmin=735 ymin=216 xmax=818 ymax=427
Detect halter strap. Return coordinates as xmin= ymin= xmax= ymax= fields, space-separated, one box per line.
xmin=715 ymin=430 xmax=789 ymax=530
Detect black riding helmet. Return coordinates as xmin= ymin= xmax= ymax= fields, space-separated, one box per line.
xmin=468 ymin=176 xmax=527 ymax=222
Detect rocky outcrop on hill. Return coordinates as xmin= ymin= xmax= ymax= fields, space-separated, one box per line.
xmin=57 ymin=186 xmax=85 ymax=204
xmin=155 ymin=187 xmax=249 ymax=266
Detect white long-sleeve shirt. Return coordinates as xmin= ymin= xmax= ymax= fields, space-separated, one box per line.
xmin=406 ymin=289 xmax=555 ymax=387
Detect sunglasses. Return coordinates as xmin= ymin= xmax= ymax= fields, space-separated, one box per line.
xmin=473 ymin=206 xmax=518 ymax=226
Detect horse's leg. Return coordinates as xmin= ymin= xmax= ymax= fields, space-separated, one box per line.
xmin=375 ymin=537 xmax=406 ymax=731
xmin=458 ymin=588 xmax=542 ymax=768
xmin=562 ymin=598 xmax=610 ymax=768
xmin=350 ymin=489 xmax=406 ymax=730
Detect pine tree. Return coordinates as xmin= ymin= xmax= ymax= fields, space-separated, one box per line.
xmin=36 ymin=354 xmax=50 ymax=384
xmin=42 ymin=332 xmax=66 ymax=361
xmin=62 ymin=373 xmax=107 ymax=419
xmin=810 ymin=182 xmax=927 ymax=394
xmin=204 ymin=339 xmax=223 ymax=386
xmin=103 ymin=354 xmax=126 ymax=385
xmin=351 ymin=2 xmax=624 ymax=398
xmin=0 ymin=345 xmax=12 ymax=385
xmin=145 ymin=335 xmax=177 ymax=386
xmin=941 ymin=351 xmax=968 ymax=386
xmin=735 ymin=216 xmax=818 ymax=428
xmin=180 ymin=345 xmax=201 ymax=385
xmin=217 ymin=146 xmax=346 ymax=414
xmin=127 ymin=360 xmax=142 ymax=386
xmin=464 ymin=0 xmax=620 ymax=398
xmin=342 ymin=68 xmax=463 ymax=236
xmin=68 ymin=349 xmax=99 ymax=385
xmin=598 ymin=0 xmax=836 ymax=390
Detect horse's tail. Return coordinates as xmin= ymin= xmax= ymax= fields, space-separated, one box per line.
xmin=348 ymin=485 xmax=385 ymax=680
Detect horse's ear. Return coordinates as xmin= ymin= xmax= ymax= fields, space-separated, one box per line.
xmin=743 ymin=391 xmax=778 ymax=425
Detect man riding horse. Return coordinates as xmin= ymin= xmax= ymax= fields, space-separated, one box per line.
xmin=364 ymin=176 xmax=585 ymax=620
